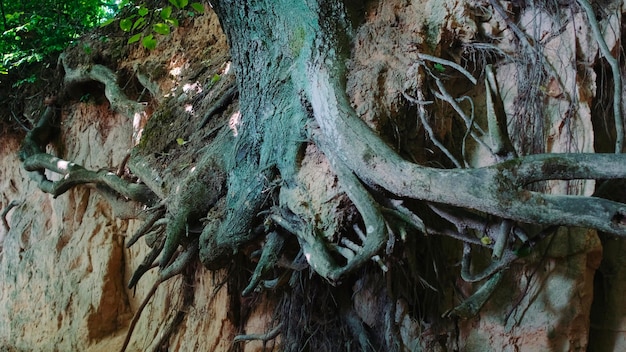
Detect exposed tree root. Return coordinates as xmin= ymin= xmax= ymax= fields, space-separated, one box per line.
xmin=1 ymin=200 xmax=20 ymax=233
xmin=233 ymin=322 xmax=282 ymax=344
xmin=294 ymin=48 xmax=626 ymax=288
xmin=309 ymin=67 xmax=626 ymax=235
xmin=242 ymin=231 xmax=285 ymax=296
xmin=126 ymin=206 xmax=166 ymax=248
xmin=577 ymin=0 xmax=623 ymax=153
xmin=320 ymin=149 xmax=387 ymax=281
xmin=121 ymin=241 xmax=198 ymax=352
xmin=18 ymin=0 xmax=626 ymax=349
xmin=198 ymin=83 xmax=238 ymax=129
xmin=460 ymin=243 xmax=517 ymax=283
xmin=19 ymin=101 xmax=157 ymax=207
xmin=127 ymin=238 xmax=165 ymax=290
xmin=270 ymin=209 xmax=339 ymax=281
xmin=403 ymin=91 xmax=462 ymax=168
xmin=203 ymin=3 xmax=626 ymax=335
xmin=23 ymin=152 xmax=156 ymax=203
xmin=60 ymin=52 xmax=146 ymax=123
xmin=445 ymin=271 xmax=504 ymax=319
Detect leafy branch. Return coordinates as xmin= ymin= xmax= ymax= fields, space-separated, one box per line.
xmin=103 ymin=0 xmax=204 ymax=50
xmin=1 ymin=0 xmax=117 ymax=74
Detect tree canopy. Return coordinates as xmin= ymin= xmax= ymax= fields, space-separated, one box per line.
xmin=0 ymin=0 xmax=118 ymax=74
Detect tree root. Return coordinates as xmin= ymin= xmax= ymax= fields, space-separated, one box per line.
xmin=18 ymin=105 xmax=59 ymax=161
xmin=577 ymin=0 xmax=623 ymax=153
xmin=159 ymin=209 xmax=190 ymax=269
xmin=121 ymin=240 xmax=198 ymax=352
xmin=484 ymin=64 xmax=516 ymax=161
xmin=233 ymin=322 xmax=282 ymax=344
xmin=308 ymin=66 xmax=626 ymax=235
xmin=201 ymin=0 xmax=626 ymax=291
xmin=1 ymin=200 xmax=20 ymax=232
xmin=445 ymin=271 xmax=504 ymax=319
xmin=342 ymin=305 xmax=374 ymax=352
xmin=242 ymin=231 xmax=285 ymax=296
xmin=460 ymin=243 xmax=517 ymax=283
xmin=198 ymin=83 xmax=238 ymax=129
xmin=321 ymin=146 xmax=387 ymax=281
xmin=23 ymin=153 xmax=156 ymax=203
xmin=199 ymin=166 xmax=275 ymax=268
xmin=416 ymin=53 xmax=477 ymax=85
xmin=126 ymin=206 xmax=166 ymax=248
xmin=20 ymin=53 xmax=157 ymax=207
xmin=270 ymin=209 xmax=339 ymax=282
xmin=60 ymin=53 xmax=146 ymax=122
xmin=128 ymin=238 xmax=165 ymax=290
xmin=403 ymin=91 xmax=462 ymax=168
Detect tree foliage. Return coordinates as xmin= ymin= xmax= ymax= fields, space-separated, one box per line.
xmin=0 ymin=0 xmax=118 ymax=74
xmin=104 ymin=0 xmax=204 ymax=50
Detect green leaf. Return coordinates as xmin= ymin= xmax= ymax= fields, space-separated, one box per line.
xmin=169 ymin=0 xmax=181 ymax=9
xmin=128 ymin=33 xmax=142 ymax=44
xmin=138 ymin=6 xmax=149 ymax=16
xmin=100 ymin=18 xmax=116 ymax=27
xmin=153 ymin=23 xmax=171 ymax=35
xmin=132 ymin=17 xmax=147 ymax=30
xmin=210 ymin=74 xmax=220 ymax=84
xmin=120 ymin=18 xmax=132 ymax=32
xmin=166 ymin=18 xmax=179 ymax=27
xmin=176 ymin=138 xmax=187 ymax=146
xmin=180 ymin=0 xmax=189 ymax=8
xmin=160 ymin=6 xmax=173 ymax=20
xmin=433 ymin=63 xmax=445 ymax=72
xmin=142 ymin=34 xmax=157 ymax=50
xmin=191 ymin=2 xmax=204 ymax=13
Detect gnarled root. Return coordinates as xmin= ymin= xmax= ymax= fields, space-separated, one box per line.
xmin=200 ymin=166 xmax=275 ymax=268
xmin=234 ymin=322 xmax=282 ymax=344
xmin=242 ymin=231 xmax=285 ymax=296
xmin=23 ymin=153 xmax=156 ymax=203
xmin=445 ymin=271 xmax=505 ymax=319
xmin=60 ymin=52 xmax=146 ymax=121
xmin=121 ymin=240 xmax=198 ymax=352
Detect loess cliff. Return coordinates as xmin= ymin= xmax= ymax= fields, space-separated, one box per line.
xmin=1 ymin=1 xmax=625 ymax=351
